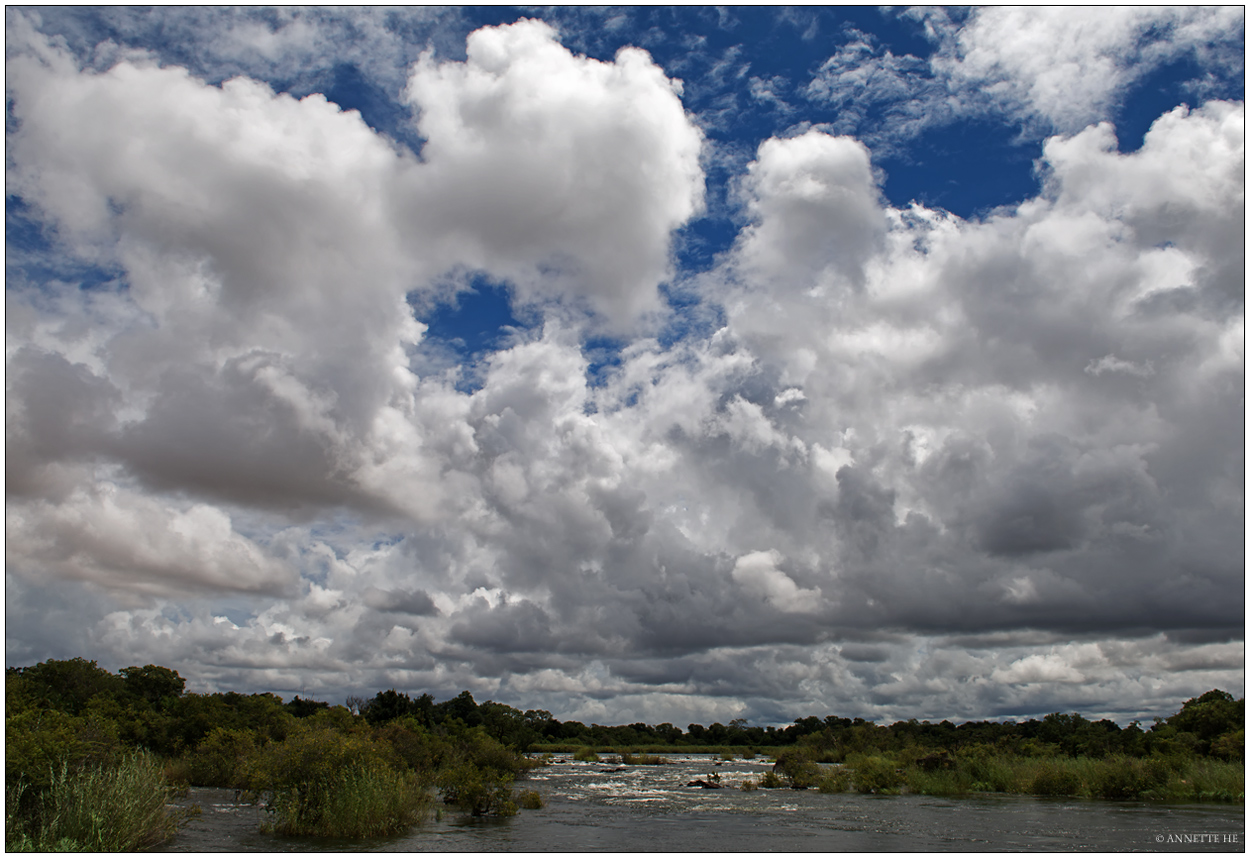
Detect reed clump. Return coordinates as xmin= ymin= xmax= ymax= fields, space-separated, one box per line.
xmin=6 ymin=751 xmax=181 ymax=852
xmin=266 ymin=764 xmax=429 ymax=837
xmin=619 ymin=752 xmax=669 ymax=765
xmin=244 ymin=723 xmax=431 ymax=837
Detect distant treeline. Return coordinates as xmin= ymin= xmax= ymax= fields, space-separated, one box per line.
xmin=347 ymin=683 xmax=1243 ymax=764
xmin=6 ymin=657 xmax=1244 ymax=762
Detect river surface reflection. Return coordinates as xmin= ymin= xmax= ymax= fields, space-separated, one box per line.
xmin=164 ymin=754 xmax=1244 ymax=852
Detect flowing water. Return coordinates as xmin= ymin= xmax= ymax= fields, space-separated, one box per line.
xmin=164 ymin=754 xmax=1244 ymax=852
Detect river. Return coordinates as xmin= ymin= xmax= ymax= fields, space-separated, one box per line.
xmin=164 ymin=754 xmax=1244 ymax=852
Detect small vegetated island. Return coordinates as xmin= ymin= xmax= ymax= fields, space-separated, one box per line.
xmin=5 ymin=658 xmax=1244 ymax=851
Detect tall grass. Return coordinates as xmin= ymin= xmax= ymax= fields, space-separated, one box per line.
xmin=895 ymin=751 xmax=1243 ymax=802
xmin=618 ymin=753 xmax=669 ymax=765
xmin=7 ymin=751 xmax=180 ymax=852
xmin=266 ymin=764 xmax=430 ymax=838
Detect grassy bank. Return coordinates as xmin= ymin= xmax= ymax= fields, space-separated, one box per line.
xmin=770 ymin=749 xmax=1245 ymax=802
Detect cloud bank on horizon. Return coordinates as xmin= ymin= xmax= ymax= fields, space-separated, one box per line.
xmin=5 ymin=7 xmax=1244 ymax=727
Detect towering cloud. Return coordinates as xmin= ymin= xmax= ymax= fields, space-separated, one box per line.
xmin=5 ymin=8 xmax=1243 ymax=726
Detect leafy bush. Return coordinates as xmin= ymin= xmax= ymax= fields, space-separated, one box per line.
xmin=850 ymin=755 xmax=904 ymax=794
xmin=517 ymin=789 xmax=544 ymax=809
xmin=773 ymin=749 xmax=821 ymax=789
xmin=573 ymin=748 xmax=600 ymax=763
xmin=243 ymin=722 xmax=424 ymax=837
xmin=759 ymin=771 xmax=783 ymax=789
xmin=1210 ymin=729 xmax=1244 ymax=762
xmin=817 ymin=767 xmax=852 ymax=793
xmin=183 ymin=727 xmax=257 ymax=787
xmin=437 ymin=764 xmax=516 ymax=816
xmin=6 ymin=710 xmax=122 ymax=794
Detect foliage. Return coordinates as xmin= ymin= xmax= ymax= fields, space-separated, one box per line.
xmin=8 ymin=659 xmax=123 ymax=716
xmin=517 ymin=789 xmax=544 ymax=809
xmin=5 ymin=654 xmax=1243 ymax=845
xmin=241 ymin=722 xmax=398 ymax=794
xmin=1027 ymin=760 xmax=1082 ymax=796
xmin=437 ymin=764 xmax=516 ymax=816
xmin=241 ymin=722 xmax=429 ymax=837
xmin=848 ymin=754 xmax=905 ymax=794
xmin=1165 ymin=690 xmax=1244 ymax=757
xmin=772 ymin=749 xmax=821 ymax=789
xmin=7 ymin=752 xmax=180 ymax=852
xmin=182 ymin=727 xmax=257 ymax=788
xmin=619 ymin=752 xmax=669 ymax=765
xmin=816 ymin=769 xmax=852 ymax=793
xmin=5 ymin=708 xmax=122 ymax=794
xmin=265 ymin=765 xmax=428 ymax=838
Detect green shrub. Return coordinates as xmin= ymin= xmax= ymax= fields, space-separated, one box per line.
xmin=437 ymin=764 xmax=515 ymax=816
xmin=517 ymin=789 xmax=544 ymax=809
xmin=244 ymin=722 xmax=423 ymax=837
xmin=773 ymin=749 xmax=821 ymax=789
xmin=1210 ymin=729 xmax=1244 ymax=762
xmin=266 ymin=764 xmax=428 ymax=837
xmin=740 ymin=779 xmax=758 ymax=791
xmin=8 ymin=752 xmax=180 ymax=852
xmin=759 ymin=771 xmax=783 ymax=789
xmin=1029 ymin=762 xmax=1081 ymax=796
xmin=904 ymin=767 xmax=968 ymax=796
xmin=6 ymin=710 xmax=122 ymax=794
xmin=955 ymin=746 xmax=1015 ymax=792
xmin=1090 ymin=756 xmax=1150 ymax=800
xmin=850 ymin=755 xmax=904 ymax=794
xmin=184 ymin=727 xmax=257 ymax=787
xmin=817 ymin=767 xmax=852 ymax=793
xmin=620 ymin=753 xmax=668 ymax=765
xmin=573 ymin=747 xmax=600 ymax=763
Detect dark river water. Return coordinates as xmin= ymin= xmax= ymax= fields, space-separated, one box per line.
xmin=164 ymin=754 xmax=1244 ymax=852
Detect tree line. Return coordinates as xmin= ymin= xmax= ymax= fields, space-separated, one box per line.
xmin=7 ymin=657 xmax=1243 ymax=763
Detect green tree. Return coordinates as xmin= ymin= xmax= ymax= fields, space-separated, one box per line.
xmin=120 ymin=665 xmax=185 ymax=710
xmin=13 ymin=658 xmax=123 ymax=715
xmin=1166 ymin=690 xmax=1244 ymax=756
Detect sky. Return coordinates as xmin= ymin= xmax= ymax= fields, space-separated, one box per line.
xmin=5 ymin=6 xmax=1245 ymax=728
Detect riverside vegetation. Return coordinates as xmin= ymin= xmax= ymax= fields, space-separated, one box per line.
xmin=6 ymin=659 xmax=542 ymax=850
xmin=6 ymin=659 xmax=1244 ymax=850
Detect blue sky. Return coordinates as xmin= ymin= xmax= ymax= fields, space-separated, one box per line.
xmin=5 ymin=7 xmax=1244 ymax=726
